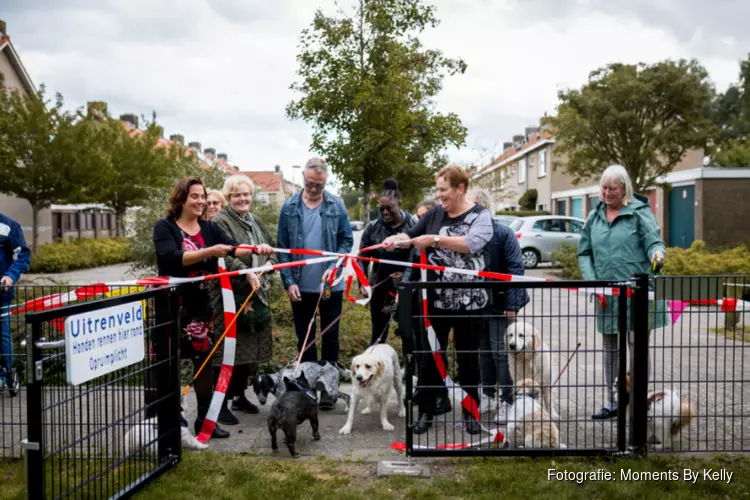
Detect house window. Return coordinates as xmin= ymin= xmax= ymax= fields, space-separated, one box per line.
xmin=256 ymin=192 xmax=269 ymax=204
xmin=538 ymin=149 xmax=547 ymax=177
xmin=518 ymin=158 xmax=526 ymax=183
xmin=529 ymin=154 xmax=534 ymax=168
xmin=500 ymin=170 xmax=505 ymax=187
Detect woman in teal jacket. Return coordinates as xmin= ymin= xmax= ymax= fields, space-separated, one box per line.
xmin=577 ymin=164 xmax=667 ymax=420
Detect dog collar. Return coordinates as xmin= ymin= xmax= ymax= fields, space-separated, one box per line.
xmin=291 ymin=381 xmax=317 ymax=403
xmin=519 ymin=392 xmax=537 ymax=400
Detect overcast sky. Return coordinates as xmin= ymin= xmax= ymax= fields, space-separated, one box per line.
xmin=3 ymin=0 xmax=749 ymax=188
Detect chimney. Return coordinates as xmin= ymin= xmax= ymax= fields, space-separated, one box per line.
xmin=503 ymin=142 xmax=513 ymax=151
xmin=512 ymin=134 xmax=525 ymax=147
xmin=204 ymin=147 xmax=216 ymax=157
xmin=274 ymin=165 xmax=281 ymax=173
xmin=188 ymin=141 xmax=202 ymax=151
xmin=217 ymin=153 xmax=228 ymax=161
xmin=87 ymin=101 xmax=108 ymax=119
xmin=525 ymin=126 xmax=539 ymax=139
xmin=0 ymin=19 xmax=7 ymax=38
xmin=169 ymin=134 xmax=184 ymax=145
xmin=119 ymin=113 xmax=138 ymax=129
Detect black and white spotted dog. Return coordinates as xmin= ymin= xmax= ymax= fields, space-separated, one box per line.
xmin=253 ymin=361 xmax=351 ymax=410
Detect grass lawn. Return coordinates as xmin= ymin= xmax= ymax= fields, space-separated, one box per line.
xmin=711 ymin=325 xmax=750 ymax=343
xmin=3 ymin=453 xmax=750 ymax=499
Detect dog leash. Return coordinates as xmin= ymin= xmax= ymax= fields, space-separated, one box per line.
xmin=552 ymin=342 xmax=582 ymax=387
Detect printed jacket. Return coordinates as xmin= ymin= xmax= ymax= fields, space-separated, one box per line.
xmin=0 ymin=213 xmax=31 ymax=303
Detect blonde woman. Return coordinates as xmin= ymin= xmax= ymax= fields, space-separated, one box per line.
xmin=209 ymin=175 xmax=277 ymax=424
xmin=206 ymin=189 xmax=227 ymax=220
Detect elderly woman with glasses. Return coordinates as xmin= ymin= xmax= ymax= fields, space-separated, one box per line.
xmin=206 ymin=189 xmax=227 ymax=220
xmin=578 ymin=164 xmax=668 ymax=420
xmin=208 ymin=174 xmax=277 ymax=425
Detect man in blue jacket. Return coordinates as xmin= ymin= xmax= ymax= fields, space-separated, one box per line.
xmin=0 ymin=213 xmax=31 ymax=392
xmin=468 ymin=189 xmax=529 ymax=423
xmin=277 ymin=157 xmax=353 ymax=410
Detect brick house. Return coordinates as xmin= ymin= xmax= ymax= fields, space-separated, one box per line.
xmin=472 ymin=117 xmax=750 ymax=248
xmin=239 ymin=166 xmax=299 ymax=205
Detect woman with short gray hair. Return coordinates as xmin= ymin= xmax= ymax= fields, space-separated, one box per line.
xmin=578 ymin=164 xmax=668 ymax=420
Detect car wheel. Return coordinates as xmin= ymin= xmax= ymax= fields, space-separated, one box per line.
xmin=522 ymin=249 xmax=540 ymax=269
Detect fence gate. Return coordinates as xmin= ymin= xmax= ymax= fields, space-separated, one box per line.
xmin=396 ymin=276 xmax=650 ymax=457
xmin=23 ymin=286 xmax=182 ymax=499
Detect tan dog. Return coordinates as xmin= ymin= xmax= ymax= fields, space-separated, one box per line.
xmin=505 ymin=321 xmax=557 ymax=419
xmin=339 ymin=343 xmax=405 ymax=435
xmin=506 ymin=378 xmax=560 ymax=448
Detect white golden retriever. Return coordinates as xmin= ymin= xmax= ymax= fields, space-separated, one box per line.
xmin=339 ymin=343 xmax=405 ymax=435
xmin=505 ymin=321 xmax=557 ymax=419
xmin=506 ymin=378 xmax=560 ymax=448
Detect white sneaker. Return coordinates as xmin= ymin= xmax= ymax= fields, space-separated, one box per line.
xmin=479 ymin=394 xmax=495 ymax=414
xmin=495 ymin=402 xmax=510 ymax=424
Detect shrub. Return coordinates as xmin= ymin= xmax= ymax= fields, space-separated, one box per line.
xmin=518 ymin=189 xmax=538 ymax=210
xmin=550 ymin=239 xmax=750 ymax=279
xmin=495 ymin=210 xmax=551 ymax=217
xmin=29 ymin=237 xmax=134 ymax=273
xmin=663 ymin=241 xmax=750 ymax=276
xmin=550 ymin=242 xmax=582 ymax=279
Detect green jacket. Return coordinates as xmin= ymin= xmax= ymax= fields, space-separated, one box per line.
xmin=578 ymin=193 xmax=668 ymax=334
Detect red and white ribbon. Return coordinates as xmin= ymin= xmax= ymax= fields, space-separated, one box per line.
xmin=195 ymin=257 xmax=236 ymax=443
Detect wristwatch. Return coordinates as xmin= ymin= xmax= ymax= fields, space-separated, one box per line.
xmin=433 ymin=235 xmax=441 ymax=248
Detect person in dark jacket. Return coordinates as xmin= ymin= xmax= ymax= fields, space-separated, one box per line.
xmin=359 ymin=179 xmax=417 ymax=344
xmin=152 ymin=176 xmax=272 ymax=439
xmin=0 ymin=213 xmax=31 ymax=391
xmin=468 ymin=188 xmax=529 ymax=423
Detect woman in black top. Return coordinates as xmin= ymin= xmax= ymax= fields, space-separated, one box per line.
xmin=153 ymin=176 xmax=273 ymax=439
xmin=359 ymin=179 xmax=417 ymax=344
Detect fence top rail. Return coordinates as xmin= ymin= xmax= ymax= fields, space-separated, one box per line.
xmin=396 ymin=279 xmax=632 ymax=291
xmin=25 ymin=286 xmax=171 ymax=324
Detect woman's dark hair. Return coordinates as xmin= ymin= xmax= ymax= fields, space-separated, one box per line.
xmin=379 ymin=178 xmax=401 ymax=204
xmin=166 ymin=176 xmax=206 ymax=219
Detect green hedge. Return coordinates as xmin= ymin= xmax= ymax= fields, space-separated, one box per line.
xmin=550 ymin=240 xmax=750 ymax=279
xmin=495 ymin=210 xmax=551 ymax=217
xmin=29 ymin=237 xmax=134 ymax=273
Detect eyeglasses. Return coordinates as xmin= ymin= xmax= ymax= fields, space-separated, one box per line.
xmin=305 ymin=181 xmax=325 ymax=191
xmin=379 ymin=205 xmax=395 ymax=212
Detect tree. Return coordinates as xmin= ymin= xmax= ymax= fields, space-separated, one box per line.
xmin=551 ymin=59 xmax=715 ymax=191
xmin=518 ymin=189 xmax=537 ymax=210
xmin=710 ymin=53 xmax=750 ymax=166
xmin=91 ymin=114 xmax=181 ymax=236
xmin=286 ymin=0 xmax=467 ymax=222
xmin=0 ymin=77 xmax=99 ymax=251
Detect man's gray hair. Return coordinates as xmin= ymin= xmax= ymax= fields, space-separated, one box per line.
xmin=600 ymin=164 xmax=634 ymax=206
xmin=468 ymin=187 xmax=492 ymax=209
xmin=304 ymin=156 xmax=328 ymax=174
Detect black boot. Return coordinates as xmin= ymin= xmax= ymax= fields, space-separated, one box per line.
xmin=232 ymin=394 xmax=259 ymax=414
xmin=413 ymin=413 xmax=434 ymax=435
xmin=218 ymin=398 xmax=239 ymax=425
xmin=435 ymin=396 xmax=452 ymax=416
xmin=463 ymin=411 xmax=481 ymax=435
xmin=194 ymin=417 xmax=231 ymax=438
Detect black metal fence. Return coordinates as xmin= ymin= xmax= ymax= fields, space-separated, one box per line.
xmin=17 ymin=284 xmax=182 ymax=499
xmin=397 ymin=274 xmax=749 ymax=457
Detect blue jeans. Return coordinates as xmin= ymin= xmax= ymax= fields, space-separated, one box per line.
xmin=479 ymin=315 xmax=513 ymax=404
xmin=1 ymin=303 xmax=11 ymax=380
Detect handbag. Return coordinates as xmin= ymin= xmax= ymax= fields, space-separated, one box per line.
xmin=233 ymin=293 xmax=271 ymax=329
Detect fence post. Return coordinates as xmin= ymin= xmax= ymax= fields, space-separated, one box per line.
xmin=629 ymin=273 xmax=650 ymax=456
xmin=24 ymin=321 xmax=44 ymax=500
xmin=154 ymin=288 xmax=181 ymax=463
xmin=616 ymin=285 xmax=628 ymax=453
xmin=396 ymin=283 xmax=414 ymax=455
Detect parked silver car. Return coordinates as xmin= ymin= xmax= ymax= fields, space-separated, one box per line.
xmin=509 ymin=216 xmax=586 ymax=268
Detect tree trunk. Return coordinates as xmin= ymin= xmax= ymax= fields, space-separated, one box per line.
xmin=31 ymin=204 xmax=39 ymax=253
xmin=115 ymin=208 xmax=125 ymax=237
xmin=362 ymin=182 xmax=371 ymax=224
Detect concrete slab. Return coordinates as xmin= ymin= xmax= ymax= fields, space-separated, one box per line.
xmin=377 ymin=459 xmax=431 ymax=478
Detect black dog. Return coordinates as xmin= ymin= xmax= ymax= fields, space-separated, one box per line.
xmin=268 ymin=372 xmax=320 ymax=458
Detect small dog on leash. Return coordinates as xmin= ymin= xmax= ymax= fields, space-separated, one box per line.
xmin=268 ymin=372 xmax=320 ymax=458
xmin=124 ymin=398 xmax=208 ymax=454
xmin=253 ymin=360 xmax=351 ymax=410
xmin=647 ymin=389 xmax=695 ymax=449
xmin=617 ymin=373 xmax=695 ymax=449
xmin=506 ymin=378 xmax=560 ymax=449
xmin=339 ymin=343 xmax=405 ymax=435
